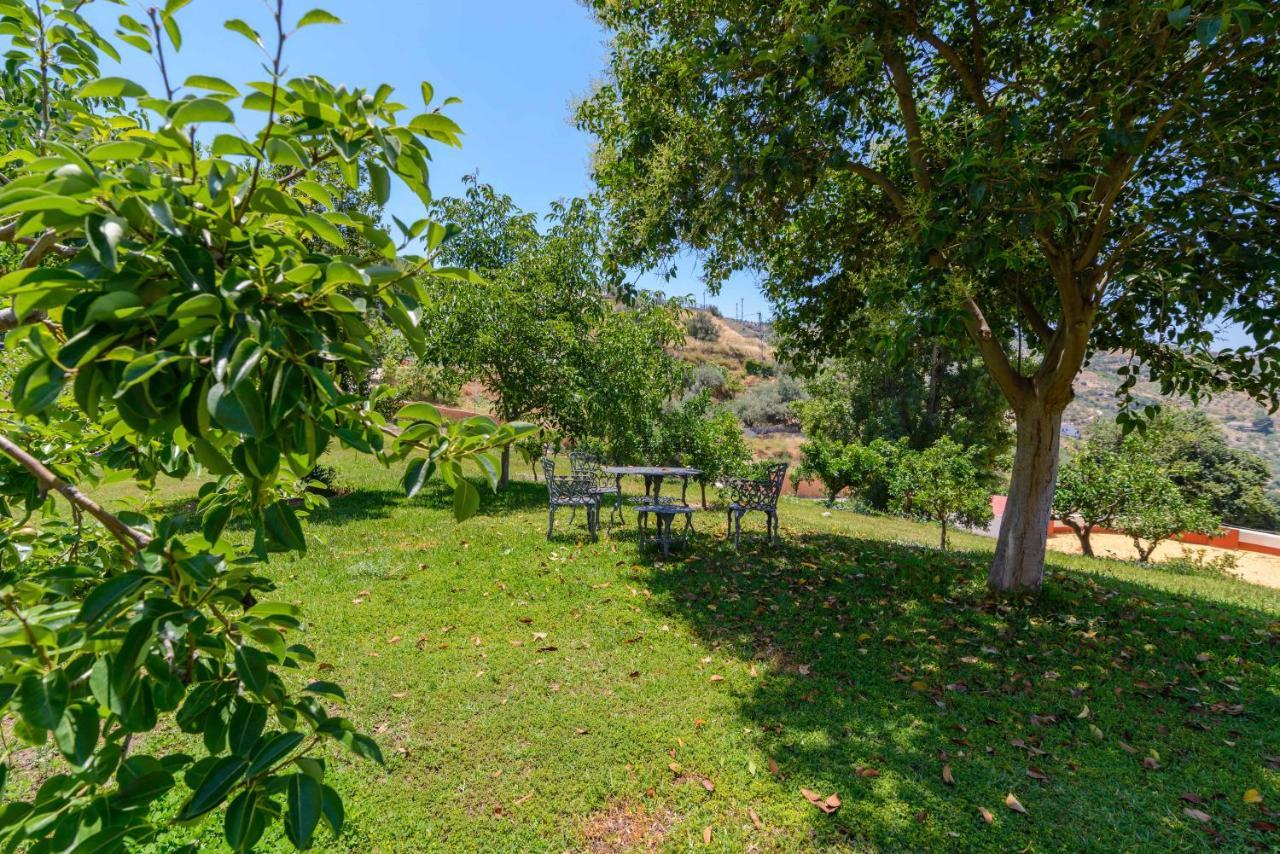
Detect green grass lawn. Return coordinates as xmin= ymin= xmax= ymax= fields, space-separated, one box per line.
xmin=18 ymin=451 xmax=1280 ymax=851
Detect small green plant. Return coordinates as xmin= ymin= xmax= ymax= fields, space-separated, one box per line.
xmin=890 ymin=438 xmax=993 ymax=550
xmin=744 ymin=359 xmax=775 ymax=378
xmin=683 ymin=311 xmax=721 ymax=342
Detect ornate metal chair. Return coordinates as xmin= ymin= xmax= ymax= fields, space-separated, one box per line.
xmin=569 ymin=450 xmax=622 ymax=526
xmin=543 ymin=457 xmax=601 ymax=542
xmin=724 ymin=462 xmax=788 ymax=549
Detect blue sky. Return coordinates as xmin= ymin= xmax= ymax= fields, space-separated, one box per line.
xmin=95 ymin=0 xmax=770 ymax=320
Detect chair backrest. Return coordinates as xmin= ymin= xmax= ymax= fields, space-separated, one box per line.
xmin=541 ymin=456 xmax=558 ymax=493
xmin=731 ymin=462 xmax=789 ymax=510
xmin=568 ymin=451 xmax=601 ymax=479
xmin=543 ymin=457 xmax=593 ymax=504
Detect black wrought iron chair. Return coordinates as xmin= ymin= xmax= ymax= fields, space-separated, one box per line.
xmin=724 ymin=462 xmax=788 ymax=549
xmin=543 ymin=457 xmax=600 ymax=542
xmin=569 ymin=451 xmax=621 ymax=526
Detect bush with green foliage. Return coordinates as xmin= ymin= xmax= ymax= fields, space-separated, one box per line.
xmin=0 ymin=3 xmax=530 ymax=850
xmin=1114 ymin=472 xmax=1220 ymax=563
xmin=889 ymin=439 xmax=993 ymax=550
xmin=796 ymin=438 xmax=884 ymax=505
xmin=685 ymin=362 xmax=735 ymax=401
xmin=683 ymin=311 xmax=720 ymax=342
xmin=1052 ymin=444 xmax=1161 ymax=557
xmin=730 ymin=375 xmax=804 ymax=428
xmin=744 ymin=359 xmax=775 ymax=378
xmin=647 ymin=392 xmax=750 ymax=494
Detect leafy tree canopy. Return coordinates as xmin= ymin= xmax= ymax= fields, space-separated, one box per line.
xmin=578 ymin=0 xmax=1280 ymax=591
xmin=889 ymin=437 xmax=993 ymax=550
xmin=0 ymin=2 xmax=528 ymax=849
xmin=422 ymin=178 xmax=687 ymax=469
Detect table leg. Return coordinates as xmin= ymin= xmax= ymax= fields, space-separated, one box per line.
xmin=653 ymin=475 xmax=665 ymax=504
xmin=680 ymin=475 xmax=689 ymax=506
xmin=613 ymin=473 xmax=624 ymax=526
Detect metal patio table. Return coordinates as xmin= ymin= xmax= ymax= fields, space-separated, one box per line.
xmin=600 ymin=465 xmax=703 ymax=523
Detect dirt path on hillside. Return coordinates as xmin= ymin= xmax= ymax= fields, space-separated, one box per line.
xmin=1046 ymin=531 xmax=1280 ymax=589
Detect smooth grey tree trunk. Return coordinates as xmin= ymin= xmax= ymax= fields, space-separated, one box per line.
xmin=987 ymin=401 xmax=1065 ymax=591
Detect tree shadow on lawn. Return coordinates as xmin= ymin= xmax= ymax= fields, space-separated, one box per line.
xmin=641 ymin=532 xmax=1280 ymax=849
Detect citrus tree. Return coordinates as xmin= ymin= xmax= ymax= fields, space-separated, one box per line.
xmin=0 ymin=1 xmax=528 ymax=849
xmin=890 ymin=438 xmax=993 ymax=550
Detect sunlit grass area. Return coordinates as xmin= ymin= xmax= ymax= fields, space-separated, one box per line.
xmin=15 ymin=450 xmax=1280 ymax=851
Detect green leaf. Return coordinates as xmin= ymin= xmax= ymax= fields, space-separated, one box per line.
xmin=368 ymin=162 xmax=390 ymax=206
xmin=79 ymin=77 xmax=147 ymax=98
xmin=162 ymin=12 xmax=182 ymax=50
xmin=109 ymin=769 xmax=174 ymax=811
xmin=86 ymin=215 xmax=126 ymax=272
xmin=453 ymin=480 xmax=481 ymax=522
xmin=79 ymin=571 xmax=150 ymax=625
xmin=228 ymin=702 xmax=267 ymax=756
xmin=263 ymin=501 xmax=306 ymax=551
xmin=296 ymin=8 xmax=342 ymax=28
xmin=247 ymin=731 xmax=305 ymax=777
xmin=396 ymin=402 xmax=442 ymax=424
xmin=224 ymin=18 xmax=262 ymax=47
xmin=16 ymin=671 xmax=68 ymax=731
xmin=177 ymin=755 xmax=248 ymax=821
xmin=320 ymin=784 xmax=344 ymax=836
xmin=171 ymin=293 xmax=222 ymax=319
xmin=420 ymin=81 xmax=433 ymax=106
xmin=285 ymin=773 xmax=322 ymax=849
xmin=184 ymin=75 xmax=239 ymax=96
xmin=402 ymin=457 xmax=432 ymax=498
xmin=303 ymin=681 xmax=346 ymax=701
xmin=300 ymin=213 xmax=344 ymax=248
xmin=234 ymin=645 xmax=270 ymax=696
xmin=224 ymin=788 xmax=265 ymax=853
xmin=172 ymin=97 xmax=235 ymax=127
xmin=53 ymin=703 xmax=99 ymax=767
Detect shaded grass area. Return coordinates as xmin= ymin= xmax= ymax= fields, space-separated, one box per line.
xmin=18 ymin=451 xmax=1280 ymax=851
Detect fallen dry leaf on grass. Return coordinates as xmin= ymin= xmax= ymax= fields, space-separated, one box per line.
xmin=1244 ymin=789 xmax=1264 ymax=803
xmin=1026 ymin=767 xmax=1049 ymax=782
xmin=978 ymin=806 xmax=994 ymax=824
xmin=513 ymin=793 xmax=533 ymax=806
xmin=700 ymin=778 xmax=715 ymax=792
xmin=1005 ymin=793 xmax=1027 ymax=815
xmin=709 ymin=674 xmax=724 ymax=683
xmin=387 ymin=635 xmax=402 ymax=645
xmin=748 ymin=808 xmax=765 ymax=830
xmin=702 ymin=826 xmax=712 ymax=844
xmin=942 ymin=764 xmax=954 ymax=785
xmin=855 ymin=766 xmax=880 ymax=778
xmin=767 ymin=758 xmax=780 ymax=775
xmin=1183 ymin=808 xmax=1212 ymax=823
xmin=800 ymin=788 xmax=841 ymax=814
xmin=390 ymin=691 xmax=407 ymax=699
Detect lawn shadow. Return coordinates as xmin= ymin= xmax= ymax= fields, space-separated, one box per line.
xmin=641 ymin=531 xmax=1280 ymax=849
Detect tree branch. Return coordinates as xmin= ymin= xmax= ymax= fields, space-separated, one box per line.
xmin=0 ymin=434 xmax=152 ymax=551
xmin=913 ymin=29 xmax=989 ymax=113
xmin=0 ymin=219 xmax=76 ymax=260
xmin=883 ymin=47 xmax=931 ymax=192
xmin=1016 ymin=292 xmax=1055 ymax=346
xmin=960 ymin=295 xmax=1031 ymax=405
xmin=845 ymin=162 xmax=908 ymax=216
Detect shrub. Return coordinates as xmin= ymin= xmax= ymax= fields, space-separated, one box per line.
xmin=731 ymin=375 xmax=805 ymax=427
xmin=684 ymin=311 xmax=721 ymax=342
xmin=797 ymin=439 xmax=884 ymax=505
xmin=890 ymin=438 xmax=993 ymax=550
xmin=687 ymin=363 xmax=735 ymax=400
xmin=744 ymin=359 xmax=776 ymax=378
xmin=649 ymin=392 xmax=750 ymax=490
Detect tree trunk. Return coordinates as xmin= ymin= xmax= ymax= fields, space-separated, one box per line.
xmin=940 ymin=516 xmax=948 ymax=551
xmin=1078 ymin=525 xmax=1094 ymax=557
xmin=499 ymin=445 xmax=511 ymax=489
xmin=1063 ymin=518 xmax=1094 ymax=557
xmin=988 ymin=400 xmax=1065 ymax=591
